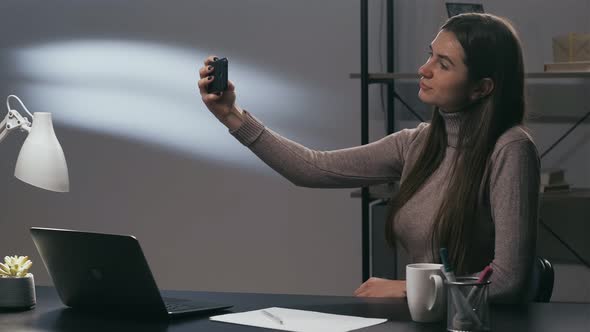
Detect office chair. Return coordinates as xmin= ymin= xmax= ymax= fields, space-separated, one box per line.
xmin=533 ymin=257 xmax=554 ymax=302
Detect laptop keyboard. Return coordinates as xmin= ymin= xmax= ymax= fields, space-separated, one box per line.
xmin=163 ymin=297 xmax=215 ymax=312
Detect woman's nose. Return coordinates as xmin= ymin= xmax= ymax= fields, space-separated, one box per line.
xmin=418 ymin=62 xmax=432 ymax=78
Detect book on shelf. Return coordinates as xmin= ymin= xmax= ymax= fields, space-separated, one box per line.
xmin=540 ymin=182 xmax=570 ymax=193
xmin=543 ymin=61 xmax=590 ymax=73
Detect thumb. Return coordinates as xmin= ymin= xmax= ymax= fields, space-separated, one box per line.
xmin=227 ymin=80 xmax=236 ymax=92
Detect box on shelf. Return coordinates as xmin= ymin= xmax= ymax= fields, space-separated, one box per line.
xmin=544 ymin=61 xmax=590 ymax=72
xmin=552 ymin=33 xmax=590 ymax=62
xmin=540 ymin=168 xmax=570 ymax=192
xmin=541 ymin=168 xmax=565 ymax=186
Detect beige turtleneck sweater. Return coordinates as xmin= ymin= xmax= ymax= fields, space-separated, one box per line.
xmin=230 ymin=110 xmax=540 ymax=304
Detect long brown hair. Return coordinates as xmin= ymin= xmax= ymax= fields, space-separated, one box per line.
xmin=385 ymin=14 xmax=526 ymax=274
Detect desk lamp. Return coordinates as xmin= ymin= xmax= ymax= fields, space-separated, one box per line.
xmin=1 ymin=95 xmax=69 ymax=192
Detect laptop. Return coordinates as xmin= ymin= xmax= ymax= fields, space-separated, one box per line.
xmin=30 ymin=227 xmax=232 ymax=318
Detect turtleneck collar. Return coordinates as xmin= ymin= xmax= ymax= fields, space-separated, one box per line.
xmin=438 ymin=109 xmax=468 ymax=148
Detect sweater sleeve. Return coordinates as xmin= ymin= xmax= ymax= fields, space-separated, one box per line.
xmin=230 ymin=111 xmax=427 ymax=188
xmin=487 ymin=138 xmax=540 ymax=303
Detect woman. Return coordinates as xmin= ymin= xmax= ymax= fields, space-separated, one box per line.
xmin=197 ymin=13 xmax=540 ymax=304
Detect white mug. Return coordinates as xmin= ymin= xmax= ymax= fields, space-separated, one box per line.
xmin=406 ymin=263 xmax=446 ymax=323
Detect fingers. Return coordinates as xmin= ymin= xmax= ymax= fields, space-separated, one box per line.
xmin=354 ymin=278 xmax=372 ymax=296
xmin=198 ymin=77 xmax=225 ymax=103
xmin=355 ymin=286 xmax=375 ymax=297
xmin=199 ymin=64 xmax=214 ymax=78
xmin=353 ymin=285 xmax=364 ymax=296
xmin=201 ymin=93 xmax=223 ymax=104
xmin=198 ymin=56 xmax=217 ymax=87
xmin=197 ymin=75 xmax=214 ymax=94
xmin=198 ymin=56 xmax=232 ymax=99
xmin=355 ymin=286 xmax=373 ymax=297
xmin=197 ymin=78 xmax=233 ymax=97
xmin=355 ymin=277 xmax=405 ymax=298
xmin=204 ymin=55 xmax=219 ymax=66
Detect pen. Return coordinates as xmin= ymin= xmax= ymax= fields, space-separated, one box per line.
xmin=439 ymin=248 xmax=456 ymax=282
xmin=466 ymin=265 xmax=493 ymax=305
xmin=261 ymin=309 xmax=284 ymax=325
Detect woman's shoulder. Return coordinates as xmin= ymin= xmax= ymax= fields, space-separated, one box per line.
xmin=492 ymin=125 xmax=539 ymax=158
xmin=380 ymin=122 xmax=431 ymax=150
xmin=390 ymin=122 xmax=430 ymax=140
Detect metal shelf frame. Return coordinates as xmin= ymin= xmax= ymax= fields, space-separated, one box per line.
xmin=360 ymin=0 xmax=396 ymax=282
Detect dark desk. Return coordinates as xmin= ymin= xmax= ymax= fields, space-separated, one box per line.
xmin=1 ymin=286 xmax=588 ymax=331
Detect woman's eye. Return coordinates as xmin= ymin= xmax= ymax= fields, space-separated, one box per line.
xmin=427 ymin=51 xmax=448 ymax=70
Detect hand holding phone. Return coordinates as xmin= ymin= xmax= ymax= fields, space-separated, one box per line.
xmin=207 ymin=57 xmax=228 ymax=93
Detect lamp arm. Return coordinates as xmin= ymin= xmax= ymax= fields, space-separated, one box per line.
xmin=6 ymin=95 xmax=34 ymax=119
xmin=0 ymin=102 xmax=33 ymax=144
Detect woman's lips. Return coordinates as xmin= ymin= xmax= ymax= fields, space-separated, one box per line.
xmin=419 ymin=81 xmax=431 ymax=90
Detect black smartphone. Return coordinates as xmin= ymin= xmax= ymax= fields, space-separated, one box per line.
xmin=207 ymin=57 xmax=228 ymax=93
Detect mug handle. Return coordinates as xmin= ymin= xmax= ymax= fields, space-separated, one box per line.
xmin=427 ymin=274 xmax=443 ymax=311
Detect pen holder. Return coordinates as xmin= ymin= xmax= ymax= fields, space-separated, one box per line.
xmin=445 ymin=277 xmax=490 ymax=332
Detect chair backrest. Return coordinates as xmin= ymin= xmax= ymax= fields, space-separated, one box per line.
xmin=533 ymin=257 xmax=554 ymax=302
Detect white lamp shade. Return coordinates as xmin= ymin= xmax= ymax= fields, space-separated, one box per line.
xmin=14 ymin=112 xmax=69 ymax=192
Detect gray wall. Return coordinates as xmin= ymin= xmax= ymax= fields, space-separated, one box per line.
xmin=0 ymin=0 xmax=364 ymax=296
xmin=0 ymin=0 xmax=588 ymax=300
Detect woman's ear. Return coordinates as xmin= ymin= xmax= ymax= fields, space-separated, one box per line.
xmin=470 ymin=78 xmax=494 ymax=101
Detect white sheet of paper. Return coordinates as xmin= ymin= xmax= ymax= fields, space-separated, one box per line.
xmin=210 ymin=307 xmax=388 ymax=332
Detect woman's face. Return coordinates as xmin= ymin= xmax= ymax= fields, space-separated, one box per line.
xmin=418 ymin=30 xmax=473 ymax=112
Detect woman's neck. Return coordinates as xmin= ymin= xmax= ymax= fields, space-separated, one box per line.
xmin=438 ymin=109 xmax=468 ymax=148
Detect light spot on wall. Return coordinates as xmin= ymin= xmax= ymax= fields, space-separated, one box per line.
xmin=9 ymin=40 xmax=305 ymax=168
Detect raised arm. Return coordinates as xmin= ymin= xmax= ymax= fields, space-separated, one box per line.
xmin=197 ymin=55 xmax=425 ymax=189
xmin=230 ymin=111 xmax=426 ymax=188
